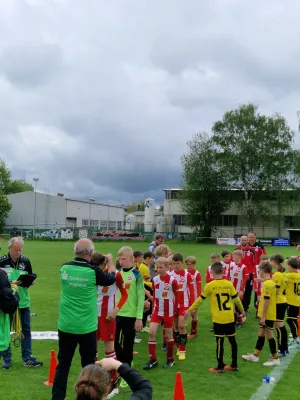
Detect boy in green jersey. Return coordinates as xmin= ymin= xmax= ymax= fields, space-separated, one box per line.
xmin=115 ymin=246 xmax=145 ymax=368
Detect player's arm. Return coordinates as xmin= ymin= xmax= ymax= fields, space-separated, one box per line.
xmin=172 ymin=279 xmax=179 ymax=312
xmin=93 ymin=266 xmax=116 ymax=286
xmin=240 ymin=267 xmax=249 ymax=292
xmin=186 ymin=284 xmax=210 ymax=315
xmin=260 ymin=284 xmax=271 ymax=324
xmin=136 ymin=273 xmax=145 ymax=320
xmin=115 ymin=273 xmax=128 ymax=310
xmin=205 ymin=268 xmax=212 ymax=283
xmin=24 ymin=257 xmax=33 ymax=275
xmin=187 ymin=273 xmax=195 ymax=306
xmin=272 ymin=274 xmax=281 ymax=296
xmin=230 ymin=283 xmax=244 ymax=313
xmin=0 ymin=270 xmax=19 ymax=314
xmin=196 ymin=273 xmax=202 ymax=297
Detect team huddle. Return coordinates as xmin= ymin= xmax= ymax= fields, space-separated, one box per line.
xmin=92 ymin=233 xmax=300 ymax=397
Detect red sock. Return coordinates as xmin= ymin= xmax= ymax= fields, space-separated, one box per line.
xmin=163 ymin=328 xmax=167 ymax=345
xmin=167 ymin=340 xmax=174 ymax=360
xmin=105 ymin=351 xmax=118 ymax=385
xmin=191 ymin=319 xmax=198 ymax=334
xmin=148 ymin=341 xmax=157 ymax=360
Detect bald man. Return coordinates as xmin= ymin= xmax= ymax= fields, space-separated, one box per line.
xmin=52 ymin=239 xmax=116 ymax=400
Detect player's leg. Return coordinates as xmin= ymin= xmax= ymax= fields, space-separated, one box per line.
xmin=78 ymin=330 xmax=97 ymax=368
xmin=243 ymin=274 xmax=253 ymax=314
xmin=263 ymin=322 xmax=279 ymax=366
xmin=209 ymin=324 xmax=225 ymax=373
xmin=188 ymin=310 xmax=198 ymax=339
xmin=120 ymin=317 xmax=136 ymax=367
xmin=286 ymin=305 xmax=300 ymax=347
xmin=242 ymin=326 xmax=265 ymax=362
xmin=104 ymin=339 xmax=119 ymax=399
xmin=223 ymin=323 xmax=238 ymax=371
xmin=164 ymin=317 xmax=175 ymax=368
xmin=275 ymin=303 xmax=288 ymax=355
xmin=178 ymin=312 xmax=188 ymax=360
xmin=114 ymin=316 xmax=125 ymax=363
xmin=143 ymin=320 xmax=159 ymax=370
xmin=173 ymin=316 xmax=180 ymax=353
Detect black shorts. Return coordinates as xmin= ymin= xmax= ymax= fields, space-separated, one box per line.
xmin=213 ymin=322 xmax=236 ymax=337
xmin=259 ymin=320 xmax=274 ymax=330
xmin=287 ymin=304 xmax=299 ymax=320
xmin=276 ymin=303 xmax=287 ymax=321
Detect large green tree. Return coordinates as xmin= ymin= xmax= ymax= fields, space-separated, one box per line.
xmin=178 ymin=132 xmax=231 ymax=237
xmin=212 ymin=103 xmax=300 ymax=231
xmin=0 ymin=159 xmax=33 ymax=231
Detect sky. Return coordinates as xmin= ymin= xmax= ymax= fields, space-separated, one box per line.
xmin=1 ymin=0 xmax=300 ymax=206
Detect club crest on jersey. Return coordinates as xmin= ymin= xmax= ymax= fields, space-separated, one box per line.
xmin=179 ymin=276 xmax=185 ymax=283
xmin=62 ymin=272 xmax=68 ymax=280
xmin=128 ymin=276 xmax=133 ymax=281
xmin=164 ymin=283 xmax=170 ymax=290
xmin=18 ymin=263 xmax=25 ymax=270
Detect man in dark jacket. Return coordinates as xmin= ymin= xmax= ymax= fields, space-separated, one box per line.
xmin=0 ymin=269 xmax=19 ymax=366
xmin=52 ymin=238 xmax=116 ymax=400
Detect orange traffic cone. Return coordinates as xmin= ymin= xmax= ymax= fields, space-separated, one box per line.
xmin=173 ymin=372 xmax=185 ymax=400
xmin=44 ymin=350 xmax=58 ymax=386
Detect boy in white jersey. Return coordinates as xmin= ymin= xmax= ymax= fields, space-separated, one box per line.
xmin=170 ymin=253 xmax=195 ymax=360
xmin=185 ymin=256 xmax=202 ymax=338
xmin=206 ymin=253 xmax=220 ymax=283
xmin=92 ymin=252 xmax=128 ymax=398
xmin=221 ymin=250 xmax=231 ymax=278
xmin=143 ymin=257 xmax=179 ymax=370
xmin=227 ymin=250 xmax=249 ymax=327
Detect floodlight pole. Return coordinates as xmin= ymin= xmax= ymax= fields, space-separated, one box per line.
xmin=33 ymin=178 xmax=39 ymax=238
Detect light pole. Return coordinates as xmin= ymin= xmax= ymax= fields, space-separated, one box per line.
xmin=33 ymin=178 xmax=39 ymax=238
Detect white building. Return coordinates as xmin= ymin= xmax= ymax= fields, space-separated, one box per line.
xmin=6 ymin=191 xmax=125 ymax=230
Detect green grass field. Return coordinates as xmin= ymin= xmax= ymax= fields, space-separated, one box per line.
xmin=0 ymin=240 xmax=299 ymax=400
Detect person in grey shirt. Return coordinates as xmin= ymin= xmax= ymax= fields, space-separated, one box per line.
xmin=148 ymin=234 xmax=164 ymax=279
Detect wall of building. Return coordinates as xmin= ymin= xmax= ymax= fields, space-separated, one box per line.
xmin=6 ymin=192 xmax=125 ymax=230
xmin=6 ymin=191 xmax=66 ymax=229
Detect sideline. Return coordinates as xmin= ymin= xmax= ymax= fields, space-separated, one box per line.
xmin=11 ymin=331 xmax=58 ymax=340
xmin=249 ymin=348 xmax=299 ymax=400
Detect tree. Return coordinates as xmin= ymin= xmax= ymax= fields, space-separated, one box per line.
xmin=126 ymin=200 xmax=145 ymax=214
xmin=178 ymin=132 xmax=231 ymax=237
xmin=212 ymin=103 xmax=300 ymax=231
xmin=0 ymin=159 xmax=33 ymax=232
xmin=0 ymin=160 xmax=33 ymax=194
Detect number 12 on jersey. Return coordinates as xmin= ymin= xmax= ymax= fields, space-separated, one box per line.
xmin=216 ymin=293 xmax=231 ymax=311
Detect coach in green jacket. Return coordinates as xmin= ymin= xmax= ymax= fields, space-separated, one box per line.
xmin=52 ymin=238 xmax=116 ymax=400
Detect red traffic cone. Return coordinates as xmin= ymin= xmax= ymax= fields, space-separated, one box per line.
xmin=44 ymin=350 xmax=58 ymax=386
xmin=173 ymin=372 xmax=185 ymax=400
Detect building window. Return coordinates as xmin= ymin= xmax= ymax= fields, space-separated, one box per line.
xmin=117 ymin=221 xmax=122 ymax=229
xmin=82 ymin=219 xmax=89 ymax=227
xmin=90 ymin=220 xmax=99 ymax=229
xmin=173 ymin=215 xmax=187 ymax=226
xmin=171 ymin=191 xmax=178 ymax=199
xmin=109 ymin=221 xmax=116 ymax=229
xmin=222 ymin=215 xmax=238 ymax=227
xmin=100 ymin=220 xmax=107 ymax=229
xmin=165 ymin=191 xmax=171 ymax=200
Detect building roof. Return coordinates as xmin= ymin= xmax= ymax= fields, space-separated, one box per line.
xmin=7 ymin=191 xmax=125 ymax=209
xmin=132 ymin=211 xmax=164 ymax=216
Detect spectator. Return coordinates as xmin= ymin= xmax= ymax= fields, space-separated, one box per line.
xmin=0 ymin=269 xmax=19 ymax=365
xmin=75 ymin=358 xmax=152 ymax=400
xmin=0 ymin=236 xmax=42 ymax=368
xmin=148 ymin=234 xmax=164 ymax=279
xmin=52 ymin=239 xmax=116 ymax=400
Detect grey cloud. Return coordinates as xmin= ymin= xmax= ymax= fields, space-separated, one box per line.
xmin=1 ymin=0 xmax=300 ymax=204
xmin=0 ymin=44 xmax=63 ymax=87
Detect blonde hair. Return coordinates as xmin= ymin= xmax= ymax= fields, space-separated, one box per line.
xmin=155 ymin=244 xmax=170 ymax=257
xmin=185 ymin=256 xmax=196 ymax=265
xmin=156 ymin=257 xmax=169 ymax=266
xmin=232 ymin=249 xmax=243 ymax=258
xmin=118 ymin=246 xmax=134 ymax=257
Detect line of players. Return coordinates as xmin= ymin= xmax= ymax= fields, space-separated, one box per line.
xmin=92 ymin=242 xmax=300 ymax=397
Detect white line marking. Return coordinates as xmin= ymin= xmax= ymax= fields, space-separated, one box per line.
xmin=249 ymin=348 xmax=299 ymax=400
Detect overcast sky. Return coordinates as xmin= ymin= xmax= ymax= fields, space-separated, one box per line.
xmin=0 ymin=0 xmax=300 ymax=205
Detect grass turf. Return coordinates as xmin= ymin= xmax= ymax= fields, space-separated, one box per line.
xmin=0 ymin=240 xmax=299 ymax=400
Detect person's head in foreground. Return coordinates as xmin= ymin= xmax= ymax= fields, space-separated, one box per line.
xmin=286 ymin=256 xmax=300 ymax=272
xmin=211 ymin=262 xmax=223 ymax=279
xmin=91 ymin=252 xmax=107 ymax=270
xmin=154 ymin=244 xmax=170 ymax=258
xmin=221 ymin=250 xmax=231 ymax=264
xmin=185 ymin=256 xmax=196 ymax=271
xmin=232 ymin=249 xmax=243 ymax=264
xmin=210 ymin=252 xmax=220 ymax=264
xmin=172 ymin=253 xmax=184 ymax=271
xmin=118 ymin=246 xmax=134 ymax=269
xmin=258 ymin=260 xmax=272 ymax=279
xmin=76 ymin=363 xmax=110 ymax=399
xmin=156 ymin=257 xmax=169 ymax=277
xmin=269 ymin=253 xmax=285 ymax=272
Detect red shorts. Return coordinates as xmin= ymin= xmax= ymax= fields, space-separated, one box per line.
xmin=96 ymin=316 xmax=116 ymax=342
xmin=178 ymin=306 xmax=188 ymax=317
xmin=150 ymin=313 xmax=174 ymax=328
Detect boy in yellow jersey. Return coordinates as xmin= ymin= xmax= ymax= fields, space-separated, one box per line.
xmin=185 ymin=262 xmax=244 ymax=373
xmin=242 ymin=261 xmax=279 ymax=366
xmin=285 ymin=257 xmax=300 ymax=348
xmin=270 ymin=254 xmax=288 ymax=356
xmin=139 ymin=252 xmax=155 ymax=282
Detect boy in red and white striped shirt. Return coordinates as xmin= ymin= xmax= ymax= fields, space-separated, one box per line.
xmin=143 ymin=257 xmax=179 ymax=370
xmin=92 ymin=252 xmax=128 ymax=398
xmin=221 ymin=250 xmax=231 ymax=279
xmin=206 ymin=253 xmax=221 ymax=283
xmin=170 ymin=253 xmax=195 ymax=360
xmin=185 ymin=256 xmax=202 ymax=338
xmin=227 ymin=250 xmax=249 ymax=327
